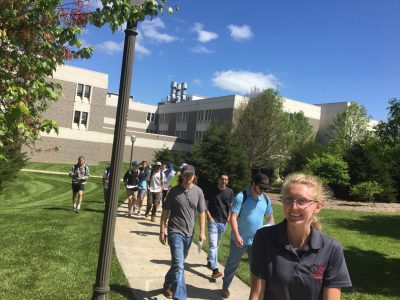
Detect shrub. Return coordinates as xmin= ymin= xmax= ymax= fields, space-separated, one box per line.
xmin=304 ymin=153 xmax=350 ymax=198
xmin=350 ymin=181 xmax=384 ymax=202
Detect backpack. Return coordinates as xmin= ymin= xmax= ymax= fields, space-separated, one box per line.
xmin=73 ymin=163 xmax=89 ymax=178
xmin=237 ymin=190 xmax=271 ymax=217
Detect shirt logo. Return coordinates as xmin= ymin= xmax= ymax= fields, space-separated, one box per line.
xmin=311 ymin=264 xmax=326 ymax=279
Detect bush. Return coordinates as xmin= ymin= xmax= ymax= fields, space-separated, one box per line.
xmin=304 ymin=153 xmax=350 ymax=198
xmin=350 ymin=181 xmax=384 ymax=202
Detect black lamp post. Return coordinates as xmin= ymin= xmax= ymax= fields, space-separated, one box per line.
xmin=129 ymin=134 xmax=136 ymax=165
xmin=92 ymin=1 xmax=144 ymax=299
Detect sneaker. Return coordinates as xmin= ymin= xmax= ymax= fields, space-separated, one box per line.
xmin=72 ymin=207 xmax=76 ymax=212
xmin=135 ymin=209 xmax=141 ymax=216
xmin=211 ymin=269 xmax=222 ymax=279
xmin=222 ymin=287 xmax=230 ymax=298
xmin=162 ymin=287 xmax=173 ymax=299
xmin=144 ymin=214 xmax=149 ymax=219
xmin=151 ymin=216 xmax=156 ymax=222
xmin=75 ymin=209 xmax=80 ymax=213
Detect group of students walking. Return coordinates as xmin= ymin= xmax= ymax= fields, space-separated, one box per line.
xmin=69 ymin=156 xmax=352 ymax=300
xmin=157 ymin=165 xmax=352 ymax=300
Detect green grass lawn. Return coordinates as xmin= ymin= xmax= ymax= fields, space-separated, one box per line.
xmin=0 ymin=170 xmax=133 ymax=299
xmin=2 ymin=164 xmax=400 ymax=299
xmin=197 ymin=204 xmax=400 ymax=300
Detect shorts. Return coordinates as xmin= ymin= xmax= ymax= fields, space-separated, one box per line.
xmin=138 ymin=189 xmax=146 ymax=199
xmin=126 ymin=189 xmax=138 ymax=199
xmin=72 ymin=183 xmax=85 ymax=193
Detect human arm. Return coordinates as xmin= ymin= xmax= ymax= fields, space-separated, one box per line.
xmin=249 ymin=273 xmax=266 ymax=300
xmin=265 ymin=214 xmax=275 ymax=226
xmin=322 ymin=287 xmax=341 ymax=300
xmin=198 ymin=210 xmax=206 ymax=243
xmin=230 ymin=212 xmax=244 ymax=247
xmin=159 ymin=209 xmax=169 ymax=245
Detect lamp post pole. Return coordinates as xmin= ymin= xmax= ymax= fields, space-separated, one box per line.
xmin=92 ymin=3 xmax=143 ymax=297
xmin=129 ymin=134 xmax=136 ymax=165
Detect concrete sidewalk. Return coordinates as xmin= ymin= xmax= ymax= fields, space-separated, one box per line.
xmin=114 ymin=201 xmax=251 ymax=300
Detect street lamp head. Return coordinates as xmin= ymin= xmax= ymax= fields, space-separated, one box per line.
xmin=131 ymin=134 xmax=136 ymax=143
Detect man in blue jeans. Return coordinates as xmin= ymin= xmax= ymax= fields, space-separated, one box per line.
xmin=222 ymin=173 xmax=275 ymax=298
xmin=159 ymin=164 xmax=206 ymax=299
xmin=205 ymin=171 xmax=234 ymax=279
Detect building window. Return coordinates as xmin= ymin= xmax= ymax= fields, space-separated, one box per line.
xmin=73 ymin=110 xmax=89 ymax=130
xmin=76 ymin=83 xmax=92 ymax=103
xmin=147 ymin=112 xmax=155 ymax=122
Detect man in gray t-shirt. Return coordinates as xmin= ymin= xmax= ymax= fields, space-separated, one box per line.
xmin=159 ymin=164 xmax=206 ymax=299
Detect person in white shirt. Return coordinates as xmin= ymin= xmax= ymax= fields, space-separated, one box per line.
xmin=145 ymin=162 xmax=165 ymax=222
xmin=162 ymin=163 xmax=176 ymax=205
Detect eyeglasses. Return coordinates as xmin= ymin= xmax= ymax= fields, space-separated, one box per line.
xmin=282 ymin=198 xmax=318 ymax=208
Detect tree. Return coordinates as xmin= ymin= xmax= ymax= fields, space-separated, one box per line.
xmin=304 ymin=153 xmax=350 ymax=198
xmin=235 ymin=89 xmax=313 ymax=170
xmin=189 ymin=122 xmax=250 ymax=193
xmin=327 ymin=102 xmax=370 ymax=155
xmin=376 ymin=98 xmax=400 ymax=147
xmin=0 ymin=0 xmax=173 ymax=160
xmin=344 ymin=138 xmax=397 ymax=202
xmin=153 ymin=147 xmax=190 ymax=167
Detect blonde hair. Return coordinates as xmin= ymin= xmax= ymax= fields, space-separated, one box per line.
xmin=281 ymin=173 xmax=326 ymax=231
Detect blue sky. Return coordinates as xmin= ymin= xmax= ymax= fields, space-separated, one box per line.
xmin=70 ymin=0 xmax=400 ymax=121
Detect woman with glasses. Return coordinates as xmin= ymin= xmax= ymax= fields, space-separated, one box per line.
xmin=249 ymin=173 xmax=352 ymax=300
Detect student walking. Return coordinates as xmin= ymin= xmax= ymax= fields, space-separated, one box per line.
xmin=205 ymin=171 xmax=234 ymax=279
xmin=222 ymin=173 xmax=274 ymax=298
xmin=69 ymin=156 xmax=90 ymax=213
xmin=159 ymin=164 xmax=206 ymax=299
xmin=123 ymin=161 xmax=140 ymax=217
xmin=145 ymin=162 xmax=165 ymax=222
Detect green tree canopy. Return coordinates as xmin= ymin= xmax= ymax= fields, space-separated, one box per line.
xmin=189 ymin=122 xmax=250 ymax=193
xmin=235 ymin=89 xmax=313 ymax=170
xmin=376 ymin=98 xmax=400 ymax=147
xmin=327 ymin=102 xmax=370 ymax=155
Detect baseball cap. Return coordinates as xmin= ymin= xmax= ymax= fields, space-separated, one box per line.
xmin=179 ymin=163 xmax=188 ymax=170
xmin=131 ymin=160 xmax=140 ymax=166
xmin=253 ymin=173 xmax=269 ymax=189
xmin=155 ymin=161 xmax=162 ymax=167
xmin=168 ymin=163 xmax=174 ymax=169
xmin=182 ymin=164 xmax=195 ymax=175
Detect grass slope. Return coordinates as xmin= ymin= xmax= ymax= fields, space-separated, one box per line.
xmin=0 ymin=171 xmax=133 ymax=299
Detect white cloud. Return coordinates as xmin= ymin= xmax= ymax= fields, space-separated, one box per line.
xmin=227 ymin=24 xmax=253 ymax=41
xmin=97 ymin=41 xmax=123 ymax=55
xmin=140 ymin=18 xmax=177 ymax=43
xmin=135 ymin=41 xmax=151 ymax=57
xmin=212 ymin=70 xmax=279 ymax=94
xmin=191 ymin=23 xmax=218 ymax=43
xmin=192 ymin=79 xmax=204 ymax=87
xmin=189 ymin=45 xmax=215 ymax=54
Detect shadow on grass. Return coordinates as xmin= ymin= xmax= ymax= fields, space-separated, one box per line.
xmin=109 ymin=284 xmax=135 ymax=299
xmin=331 ymin=214 xmax=400 ymax=240
xmin=43 ymin=207 xmax=73 ymax=212
xmin=344 ymin=246 xmax=400 ymax=297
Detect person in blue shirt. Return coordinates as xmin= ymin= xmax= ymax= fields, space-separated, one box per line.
xmin=222 ymin=173 xmax=274 ymax=298
xmin=133 ymin=160 xmax=149 ymax=215
xmin=249 ymin=173 xmax=352 ymax=300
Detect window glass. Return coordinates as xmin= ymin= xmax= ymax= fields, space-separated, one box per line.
xmin=84 ymin=85 xmax=91 ymax=98
xmin=74 ymin=111 xmax=81 ymax=124
xmin=81 ymin=112 xmax=88 ymax=126
xmin=77 ymin=84 xmax=84 ymax=97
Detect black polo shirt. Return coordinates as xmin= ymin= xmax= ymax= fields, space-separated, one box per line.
xmin=251 ymin=220 xmax=352 ymax=300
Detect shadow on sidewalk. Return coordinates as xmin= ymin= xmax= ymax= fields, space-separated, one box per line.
xmin=130 ymin=230 xmax=159 ymax=237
